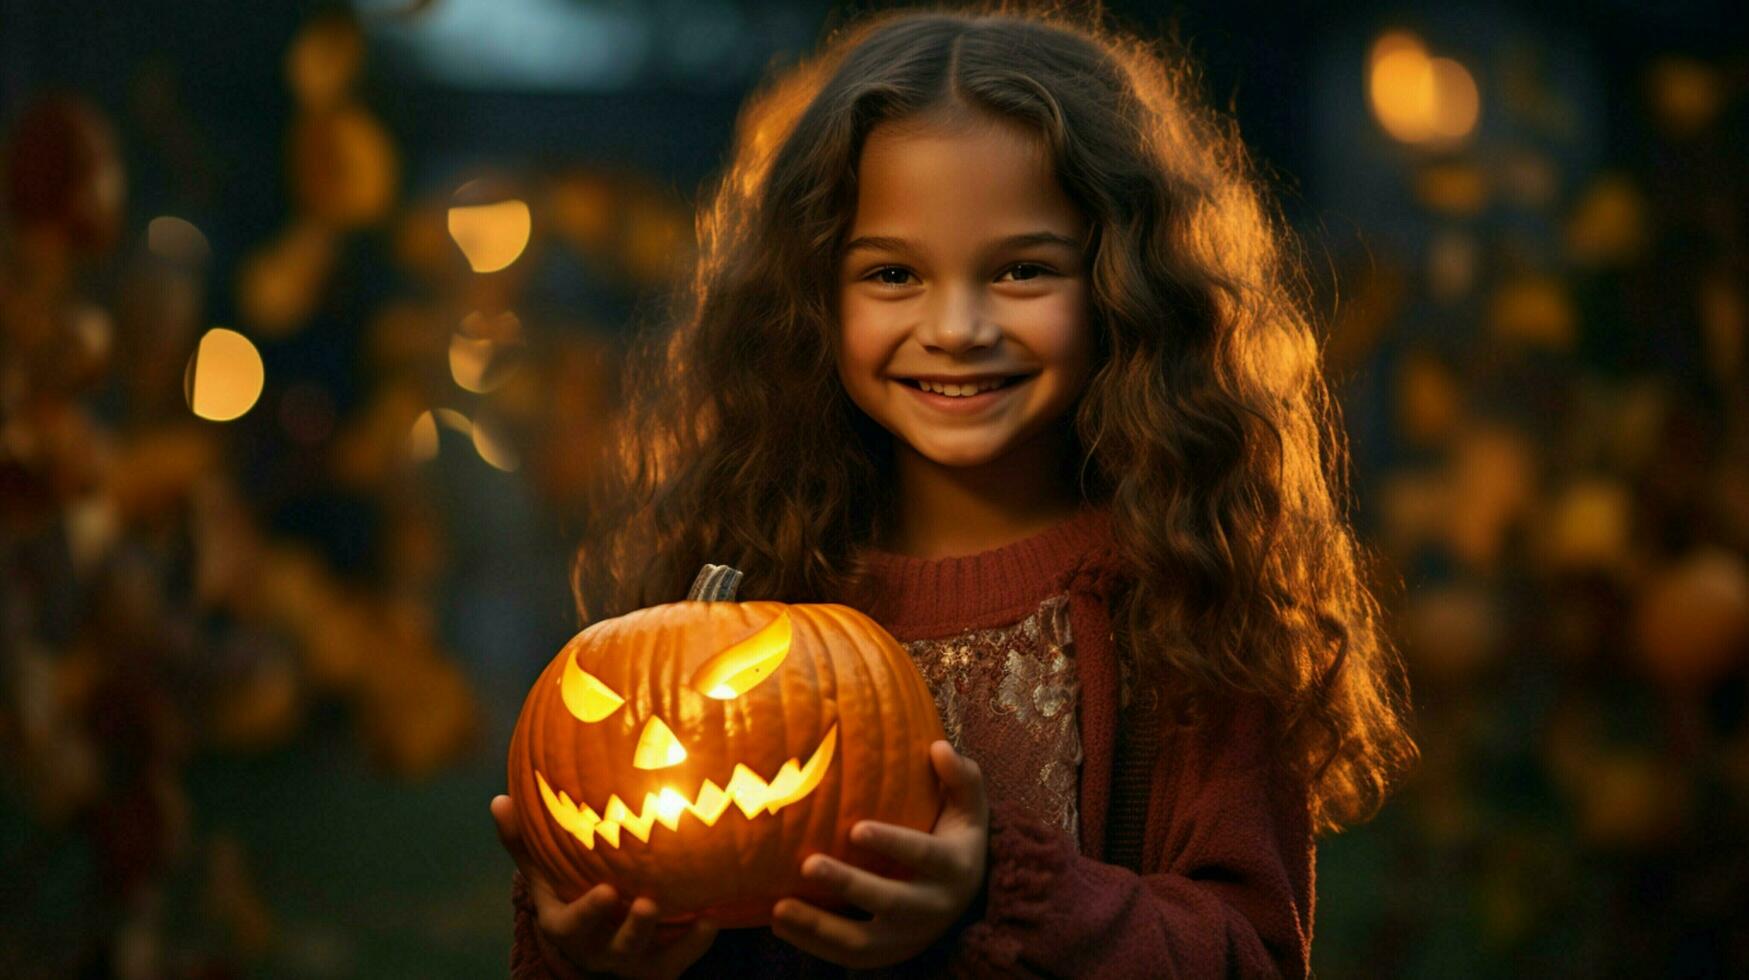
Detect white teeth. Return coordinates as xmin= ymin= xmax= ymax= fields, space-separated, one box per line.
xmin=916 ymin=378 xmax=1008 ymax=396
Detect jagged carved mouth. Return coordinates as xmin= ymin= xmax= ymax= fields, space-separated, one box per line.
xmin=535 ymin=724 xmax=838 ymax=850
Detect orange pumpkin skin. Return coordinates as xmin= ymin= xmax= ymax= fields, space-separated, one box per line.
xmin=507 ymin=600 xmax=945 ymax=927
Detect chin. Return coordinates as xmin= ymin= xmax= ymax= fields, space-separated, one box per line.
xmin=908 ymin=437 xmax=1014 ymax=469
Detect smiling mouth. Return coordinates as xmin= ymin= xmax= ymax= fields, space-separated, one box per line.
xmin=536 ymin=725 xmax=838 ymax=850
xmin=896 ymin=375 xmax=1034 ymax=397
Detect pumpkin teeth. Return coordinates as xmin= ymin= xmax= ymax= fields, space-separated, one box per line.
xmin=535 ymin=725 xmax=839 ymax=850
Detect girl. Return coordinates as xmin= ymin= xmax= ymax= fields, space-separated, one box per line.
xmin=492 ymin=5 xmax=1417 ymax=976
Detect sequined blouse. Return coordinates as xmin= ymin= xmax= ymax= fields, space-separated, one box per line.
xmin=901 ymin=593 xmax=1083 ymax=844
xmin=847 ymin=511 xmax=1118 ymax=849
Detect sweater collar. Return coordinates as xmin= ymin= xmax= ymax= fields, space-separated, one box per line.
xmin=847 ymin=505 xmax=1118 ymax=640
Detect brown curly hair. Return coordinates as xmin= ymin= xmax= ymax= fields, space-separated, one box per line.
xmin=573 ymin=2 xmax=1418 ymax=836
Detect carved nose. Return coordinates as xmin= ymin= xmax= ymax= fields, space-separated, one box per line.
xmin=633 ymin=717 xmax=687 ymax=770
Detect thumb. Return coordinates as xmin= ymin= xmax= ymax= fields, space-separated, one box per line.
xmin=491 ymin=794 xmax=540 ymax=880
xmin=930 ymin=741 xmax=987 ymax=823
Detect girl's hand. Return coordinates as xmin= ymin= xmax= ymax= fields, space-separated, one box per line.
xmin=490 ymin=795 xmax=718 ymax=979
xmin=771 ymin=740 xmax=989 ymax=968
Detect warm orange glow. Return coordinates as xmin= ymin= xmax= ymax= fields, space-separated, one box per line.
xmin=1368 ymin=32 xmax=1480 ymax=146
xmin=1647 ymin=57 xmax=1723 ymax=136
xmin=1490 ymin=276 xmax=1576 ymax=349
xmin=536 ymin=725 xmax=838 ymax=849
xmin=633 ymin=717 xmax=687 ymax=770
xmin=237 ymin=223 xmax=335 ymax=337
xmin=408 ymin=410 xmax=439 ymax=460
xmin=1415 ymin=163 xmax=1488 ymax=215
xmin=692 ymin=611 xmax=792 ymax=699
xmin=448 ymin=333 xmax=496 ymax=392
xmin=186 ymin=328 xmax=265 ymax=421
xmin=459 ymin=309 xmax=522 ymax=342
xmin=294 ymin=107 xmax=399 ymax=227
xmin=433 ymin=407 xmax=472 ymax=433
xmin=560 ymin=655 xmax=625 ymax=723
xmin=1567 ymin=175 xmax=1646 ymax=265
xmin=287 ymin=14 xmax=363 ymax=110
xmin=147 ymin=216 xmax=210 ymax=265
xmin=1428 ymin=57 xmax=1480 ymax=141
xmin=447 ymin=198 xmax=531 ymax=273
xmin=1370 ymin=34 xmax=1436 ymax=142
xmin=470 ymin=416 xmax=519 ymax=471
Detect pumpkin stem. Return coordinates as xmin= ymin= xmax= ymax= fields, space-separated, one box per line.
xmin=687 ymin=564 xmax=743 ymax=601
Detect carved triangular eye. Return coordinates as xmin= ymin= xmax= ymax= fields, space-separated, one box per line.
xmin=560 ymin=652 xmax=624 ymax=722
xmin=691 ymin=611 xmax=792 ymax=699
xmin=633 ymin=717 xmax=687 ymax=770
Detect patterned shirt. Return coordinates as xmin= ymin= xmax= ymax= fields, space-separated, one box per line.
xmin=903 ymin=593 xmax=1083 ymax=843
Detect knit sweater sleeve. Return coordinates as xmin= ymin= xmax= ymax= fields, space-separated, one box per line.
xmin=951 ymin=696 xmax=1314 ymax=979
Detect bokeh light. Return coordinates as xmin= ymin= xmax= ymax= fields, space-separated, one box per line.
xmin=1369 ymin=31 xmax=1481 ymax=146
xmin=1428 ymin=57 xmax=1481 ymax=141
xmin=6 ymin=5 xmax=1748 ymax=976
xmin=470 ymin=415 xmax=519 ymax=471
xmin=286 ymin=12 xmax=364 ymax=110
xmin=447 ymin=185 xmax=532 ymax=273
xmin=408 ymin=409 xmax=439 ymax=460
xmin=449 ymin=333 xmax=496 ymax=392
xmin=184 ymin=327 xmax=265 ymax=421
xmin=146 ymin=215 xmax=211 ymax=265
xmin=237 ymin=223 xmax=336 ymax=337
xmin=292 ymin=106 xmax=399 ymax=228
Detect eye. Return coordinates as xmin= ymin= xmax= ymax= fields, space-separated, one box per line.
xmin=999 ymin=262 xmax=1053 ymax=282
xmin=560 ymin=653 xmax=625 ymax=723
xmin=691 ymin=611 xmax=792 ymax=699
xmin=633 ymin=717 xmax=687 ymax=769
xmin=867 ymin=266 xmax=916 ymax=288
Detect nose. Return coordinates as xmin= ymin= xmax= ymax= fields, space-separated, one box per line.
xmin=633 ymin=717 xmax=687 ymax=770
xmin=915 ymin=283 xmax=998 ymax=354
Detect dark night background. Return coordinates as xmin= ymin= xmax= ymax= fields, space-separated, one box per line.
xmin=2 ymin=1 xmax=1746 ymax=976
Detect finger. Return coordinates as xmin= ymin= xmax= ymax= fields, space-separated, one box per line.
xmin=541 ymin=882 xmax=620 ymax=943
xmin=802 ymin=854 xmax=924 ymax=917
xmin=850 ymin=820 xmax=960 ymax=880
xmin=930 ymin=741 xmax=988 ymax=824
xmin=649 ymin=918 xmax=719 ymax=976
xmin=490 ymin=795 xmax=535 ymax=871
xmin=492 ymin=794 xmax=564 ymax=907
xmin=606 ymin=896 xmax=660 ymax=959
xmin=771 ymin=898 xmax=877 ymax=967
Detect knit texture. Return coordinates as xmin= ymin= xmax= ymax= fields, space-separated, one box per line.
xmin=509 ymin=506 xmax=1314 ymax=978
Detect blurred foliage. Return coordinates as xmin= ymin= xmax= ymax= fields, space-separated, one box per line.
xmin=0 ymin=2 xmax=1745 ymax=977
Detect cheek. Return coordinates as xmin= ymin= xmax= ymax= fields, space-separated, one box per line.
xmin=1010 ymin=285 xmax=1094 ymax=384
xmin=836 ymin=302 xmax=899 ymax=401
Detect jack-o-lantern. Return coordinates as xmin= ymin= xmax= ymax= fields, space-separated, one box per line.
xmin=507 ymin=565 xmax=945 ymax=927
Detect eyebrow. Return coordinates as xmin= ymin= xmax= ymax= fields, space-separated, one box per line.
xmin=841 ymin=230 xmax=1085 ymax=257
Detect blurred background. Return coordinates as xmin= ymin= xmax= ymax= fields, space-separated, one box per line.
xmin=0 ymin=0 xmax=1744 ymax=976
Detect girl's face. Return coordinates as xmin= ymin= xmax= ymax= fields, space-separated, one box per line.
xmin=836 ymin=114 xmax=1093 ymax=471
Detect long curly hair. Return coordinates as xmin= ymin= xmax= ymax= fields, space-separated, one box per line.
xmin=573 ymin=2 xmax=1417 ymax=836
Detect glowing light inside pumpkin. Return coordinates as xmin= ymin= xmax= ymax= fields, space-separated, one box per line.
xmin=692 ymin=611 xmax=792 ymax=699
xmin=535 ymin=725 xmax=838 ymax=850
xmin=560 ymin=655 xmax=625 ymax=723
xmin=633 ymin=716 xmax=687 ymax=770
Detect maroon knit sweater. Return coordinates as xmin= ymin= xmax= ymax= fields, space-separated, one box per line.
xmin=510 ymin=507 xmax=1315 ymax=978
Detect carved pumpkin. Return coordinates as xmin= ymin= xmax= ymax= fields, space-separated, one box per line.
xmin=507 ymin=565 xmax=944 ymax=927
